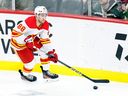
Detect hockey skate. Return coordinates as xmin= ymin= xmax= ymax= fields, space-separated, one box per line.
xmin=40 ymin=66 xmax=59 ymax=82
xmin=18 ymin=69 xmax=37 ymax=82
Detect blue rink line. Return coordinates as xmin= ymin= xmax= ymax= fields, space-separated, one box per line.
xmin=0 ymin=70 xmax=128 ymax=96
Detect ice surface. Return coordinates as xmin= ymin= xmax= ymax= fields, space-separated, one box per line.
xmin=0 ymin=71 xmax=128 ymax=96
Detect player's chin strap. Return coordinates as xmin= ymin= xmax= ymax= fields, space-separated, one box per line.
xmin=40 ymin=49 xmax=110 ymax=83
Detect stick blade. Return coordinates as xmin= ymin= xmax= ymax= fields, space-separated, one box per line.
xmin=92 ymin=79 xmax=110 ymax=83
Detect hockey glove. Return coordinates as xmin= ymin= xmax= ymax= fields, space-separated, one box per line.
xmin=47 ymin=49 xmax=58 ymax=63
xmin=24 ymin=36 xmax=34 ymax=50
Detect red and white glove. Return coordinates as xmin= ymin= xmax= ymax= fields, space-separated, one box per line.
xmin=24 ymin=36 xmax=34 ymax=50
xmin=47 ymin=49 xmax=58 ymax=63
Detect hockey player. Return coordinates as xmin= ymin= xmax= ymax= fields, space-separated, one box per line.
xmin=11 ymin=6 xmax=58 ymax=82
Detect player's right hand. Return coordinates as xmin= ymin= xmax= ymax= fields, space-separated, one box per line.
xmin=24 ymin=36 xmax=34 ymax=50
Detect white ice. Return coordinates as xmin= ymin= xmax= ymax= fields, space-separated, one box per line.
xmin=0 ymin=70 xmax=128 ymax=96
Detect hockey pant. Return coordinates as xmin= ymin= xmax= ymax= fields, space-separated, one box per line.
xmin=15 ymin=37 xmax=50 ymax=73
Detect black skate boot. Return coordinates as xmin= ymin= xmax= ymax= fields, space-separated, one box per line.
xmin=40 ymin=66 xmax=59 ymax=82
xmin=18 ymin=69 xmax=37 ymax=82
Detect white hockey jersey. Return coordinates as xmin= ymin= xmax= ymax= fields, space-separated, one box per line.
xmin=11 ymin=16 xmax=51 ymax=50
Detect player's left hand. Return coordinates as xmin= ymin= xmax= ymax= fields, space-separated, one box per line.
xmin=47 ymin=49 xmax=58 ymax=63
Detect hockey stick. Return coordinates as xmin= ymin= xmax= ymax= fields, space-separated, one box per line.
xmin=57 ymin=60 xmax=109 ymax=83
xmin=45 ymin=53 xmax=109 ymax=83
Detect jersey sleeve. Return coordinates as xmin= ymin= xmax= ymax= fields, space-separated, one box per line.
xmin=39 ymin=21 xmax=50 ymax=45
xmin=11 ymin=21 xmax=28 ymax=37
xmin=11 ymin=20 xmax=30 ymax=48
xmin=39 ymin=30 xmax=54 ymax=53
xmin=39 ymin=29 xmax=51 ymax=44
xmin=39 ymin=22 xmax=54 ymax=53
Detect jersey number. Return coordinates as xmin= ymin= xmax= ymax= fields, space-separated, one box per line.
xmin=17 ymin=24 xmax=26 ymax=32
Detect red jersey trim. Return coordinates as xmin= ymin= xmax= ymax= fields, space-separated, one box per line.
xmin=25 ymin=16 xmax=49 ymax=30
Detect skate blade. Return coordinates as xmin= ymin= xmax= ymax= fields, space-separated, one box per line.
xmin=43 ymin=78 xmax=59 ymax=83
xmin=21 ymin=76 xmax=37 ymax=82
xmin=21 ymin=76 xmax=30 ymax=82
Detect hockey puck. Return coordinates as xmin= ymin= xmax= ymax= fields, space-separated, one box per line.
xmin=93 ymin=86 xmax=98 ymax=90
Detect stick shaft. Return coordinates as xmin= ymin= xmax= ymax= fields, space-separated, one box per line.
xmin=58 ymin=60 xmax=109 ymax=83
xmin=42 ymin=51 xmax=109 ymax=83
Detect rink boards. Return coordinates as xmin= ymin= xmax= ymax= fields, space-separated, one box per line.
xmin=0 ymin=10 xmax=128 ymax=83
xmin=0 ymin=60 xmax=128 ymax=83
